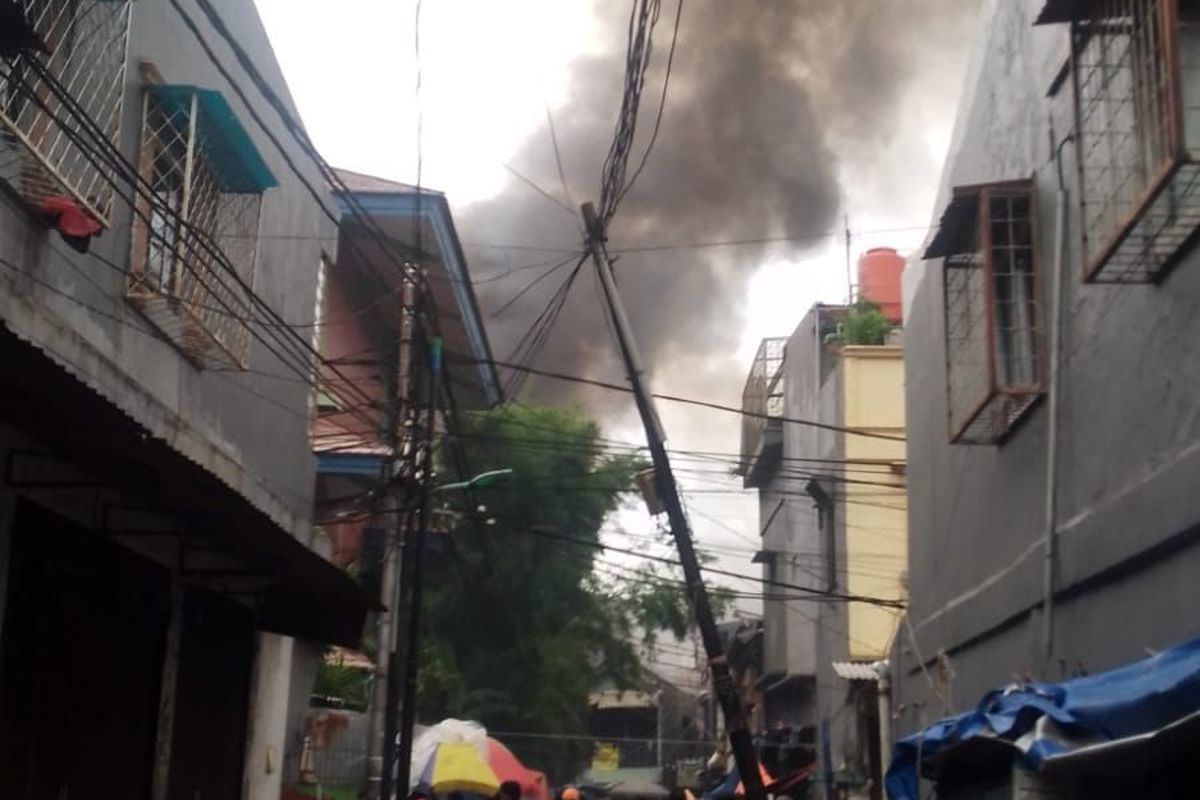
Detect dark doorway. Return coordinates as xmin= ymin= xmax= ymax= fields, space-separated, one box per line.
xmin=0 ymin=499 xmax=169 ymax=800
xmin=167 ymin=587 xmax=256 ymax=800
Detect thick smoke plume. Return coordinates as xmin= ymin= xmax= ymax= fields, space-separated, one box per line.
xmin=459 ymin=0 xmax=978 ymax=416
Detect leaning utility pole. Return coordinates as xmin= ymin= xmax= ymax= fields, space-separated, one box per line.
xmin=580 ymin=202 xmax=766 ymax=800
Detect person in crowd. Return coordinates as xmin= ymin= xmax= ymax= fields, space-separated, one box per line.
xmin=497 ymin=780 xmax=523 ymax=800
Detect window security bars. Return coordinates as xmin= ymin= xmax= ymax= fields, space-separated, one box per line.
xmin=0 ymin=0 xmax=131 ymax=226
xmin=127 ymin=88 xmax=267 ymax=369
xmin=1071 ymin=0 xmax=1200 ymax=281
xmin=936 ymin=183 xmax=1044 ymax=444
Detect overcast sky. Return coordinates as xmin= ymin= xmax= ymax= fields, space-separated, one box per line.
xmin=254 ymin=0 xmax=978 ymax=685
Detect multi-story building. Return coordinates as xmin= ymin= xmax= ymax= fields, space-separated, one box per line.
xmin=739 ymin=250 xmax=908 ymax=799
xmin=306 ymin=168 xmax=503 ymax=796
xmin=0 ymin=2 xmax=368 ymax=797
xmin=890 ymin=0 xmax=1200 ymax=796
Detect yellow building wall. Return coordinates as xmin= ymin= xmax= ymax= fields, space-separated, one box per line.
xmin=840 ymin=346 xmax=907 ymax=662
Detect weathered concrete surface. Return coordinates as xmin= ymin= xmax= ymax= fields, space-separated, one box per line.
xmin=895 ymin=0 xmax=1200 ymax=737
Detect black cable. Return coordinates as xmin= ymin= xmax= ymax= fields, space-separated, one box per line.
xmin=503 ymin=162 xmax=576 ymax=216
xmin=497 ymin=516 xmax=905 ymax=608
xmin=9 ymin=60 xmax=348 ymax=384
xmin=545 ymin=105 xmax=575 ymax=211
xmin=174 ymin=0 xmax=506 ymax=413
xmin=488 ymin=253 xmax=580 ymax=318
xmin=614 ymin=0 xmax=683 ymax=208
xmin=448 ymin=356 xmax=906 ymax=442
xmin=3 ymin=62 xmax=334 ymax=394
xmin=599 ymin=0 xmax=664 ymax=223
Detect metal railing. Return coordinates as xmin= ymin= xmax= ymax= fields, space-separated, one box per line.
xmin=0 ymin=0 xmax=132 ymax=225
xmin=738 ymin=338 xmax=786 ymax=474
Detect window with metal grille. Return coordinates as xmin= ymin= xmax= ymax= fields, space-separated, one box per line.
xmin=1038 ymin=0 xmax=1200 ymax=281
xmin=126 ymin=81 xmax=277 ymax=369
xmin=0 ymin=0 xmax=132 ymax=226
xmin=926 ymin=181 xmax=1043 ymax=444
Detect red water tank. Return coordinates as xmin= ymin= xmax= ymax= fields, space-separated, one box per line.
xmin=857 ymin=247 xmax=905 ymax=323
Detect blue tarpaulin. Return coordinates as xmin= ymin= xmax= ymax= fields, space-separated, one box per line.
xmin=886 ymin=635 xmax=1200 ymax=800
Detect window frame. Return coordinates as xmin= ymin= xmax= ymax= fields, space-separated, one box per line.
xmin=1055 ymin=0 xmax=1200 ymax=282
xmin=126 ymin=68 xmax=274 ymax=370
xmin=928 ymin=179 xmax=1046 ymax=445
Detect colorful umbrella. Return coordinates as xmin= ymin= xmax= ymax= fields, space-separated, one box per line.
xmin=486 ymin=738 xmax=549 ymax=800
xmin=417 ymin=741 xmax=502 ymax=795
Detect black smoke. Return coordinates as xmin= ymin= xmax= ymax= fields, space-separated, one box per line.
xmin=459 ymin=0 xmax=979 ymax=414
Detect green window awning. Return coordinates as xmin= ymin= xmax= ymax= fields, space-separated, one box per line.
xmin=150 ymin=84 xmax=278 ymax=194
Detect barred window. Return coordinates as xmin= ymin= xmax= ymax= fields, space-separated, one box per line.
xmin=1039 ymin=0 xmax=1200 ymax=281
xmin=126 ymin=82 xmax=277 ymax=369
xmin=0 ymin=0 xmax=132 ymax=226
xmin=927 ymin=181 xmax=1043 ymax=444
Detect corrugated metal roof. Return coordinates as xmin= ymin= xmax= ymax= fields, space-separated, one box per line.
xmin=332 ymin=167 xmax=443 ymax=196
xmin=325 ymin=646 xmax=375 ymax=671
xmin=832 ymin=661 xmax=881 ymax=681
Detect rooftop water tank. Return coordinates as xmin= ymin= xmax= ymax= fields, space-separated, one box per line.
xmin=857 ymin=247 xmax=905 ymax=324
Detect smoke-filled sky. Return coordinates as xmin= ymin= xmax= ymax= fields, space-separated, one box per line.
xmin=256 ymin=0 xmax=979 ymax=685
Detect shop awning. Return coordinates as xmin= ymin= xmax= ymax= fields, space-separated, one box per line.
xmin=1034 ymin=0 xmax=1089 ymax=24
xmin=886 ymin=636 xmax=1200 ymax=800
xmin=0 ymin=324 xmax=370 ymax=646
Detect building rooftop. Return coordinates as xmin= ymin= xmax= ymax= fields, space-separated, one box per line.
xmin=331 ymin=167 xmax=445 ymax=196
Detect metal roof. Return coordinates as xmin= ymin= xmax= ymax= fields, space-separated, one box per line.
xmin=832 ymin=661 xmax=882 ymax=681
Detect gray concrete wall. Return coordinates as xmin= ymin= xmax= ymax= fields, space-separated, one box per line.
xmin=896 ymin=0 xmax=1200 ymax=737
xmin=0 ymin=0 xmax=333 ymax=540
xmin=753 ymin=305 xmax=858 ymax=763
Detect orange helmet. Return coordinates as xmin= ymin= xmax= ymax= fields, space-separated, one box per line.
xmin=562 ymin=788 xmax=581 ymax=800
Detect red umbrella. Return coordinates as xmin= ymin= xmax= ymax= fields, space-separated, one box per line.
xmin=734 ymin=763 xmax=774 ymax=795
xmin=486 ymin=738 xmax=549 ymax=800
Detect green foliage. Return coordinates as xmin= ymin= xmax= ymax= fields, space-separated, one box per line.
xmin=841 ymin=300 xmax=892 ymax=346
xmin=313 ymin=654 xmax=371 ymax=711
xmin=417 ymin=405 xmax=721 ymax=782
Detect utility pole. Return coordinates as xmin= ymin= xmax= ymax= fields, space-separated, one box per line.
xmin=388 ymin=329 xmax=442 ymax=800
xmin=580 ymin=202 xmax=766 ymax=800
xmin=844 ymin=214 xmax=853 ymax=304
xmin=368 ymin=277 xmax=416 ymax=800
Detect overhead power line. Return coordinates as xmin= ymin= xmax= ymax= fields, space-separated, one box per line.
xmin=451 ymin=356 xmax=906 ymax=442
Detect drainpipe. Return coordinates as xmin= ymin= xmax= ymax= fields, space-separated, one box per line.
xmin=1043 ymin=133 xmax=1072 ymax=658
xmin=874 ymin=660 xmax=891 ymax=793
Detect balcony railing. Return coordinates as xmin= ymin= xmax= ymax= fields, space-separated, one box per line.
xmin=739 ymin=338 xmax=786 ymax=481
xmin=0 ymin=0 xmax=133 ymax=226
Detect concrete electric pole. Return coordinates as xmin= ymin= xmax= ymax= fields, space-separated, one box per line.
xmin=580 ymin=201 xmax=767 ymax=800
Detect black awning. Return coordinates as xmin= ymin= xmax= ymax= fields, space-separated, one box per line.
xmin=1035 ymin=0 xmax=1090 ymax=24
xmin=924 ymin=192 xmax=980 ymax=259
xmin=0 ymin=324 xmax=370 ymax=647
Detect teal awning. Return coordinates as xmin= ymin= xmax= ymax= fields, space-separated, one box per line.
xmin=150 ymin=85 xmax=278 ymax=194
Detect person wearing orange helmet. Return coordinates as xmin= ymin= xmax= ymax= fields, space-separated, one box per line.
xmin=560 ymin=786 xmax=581 ymax=800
